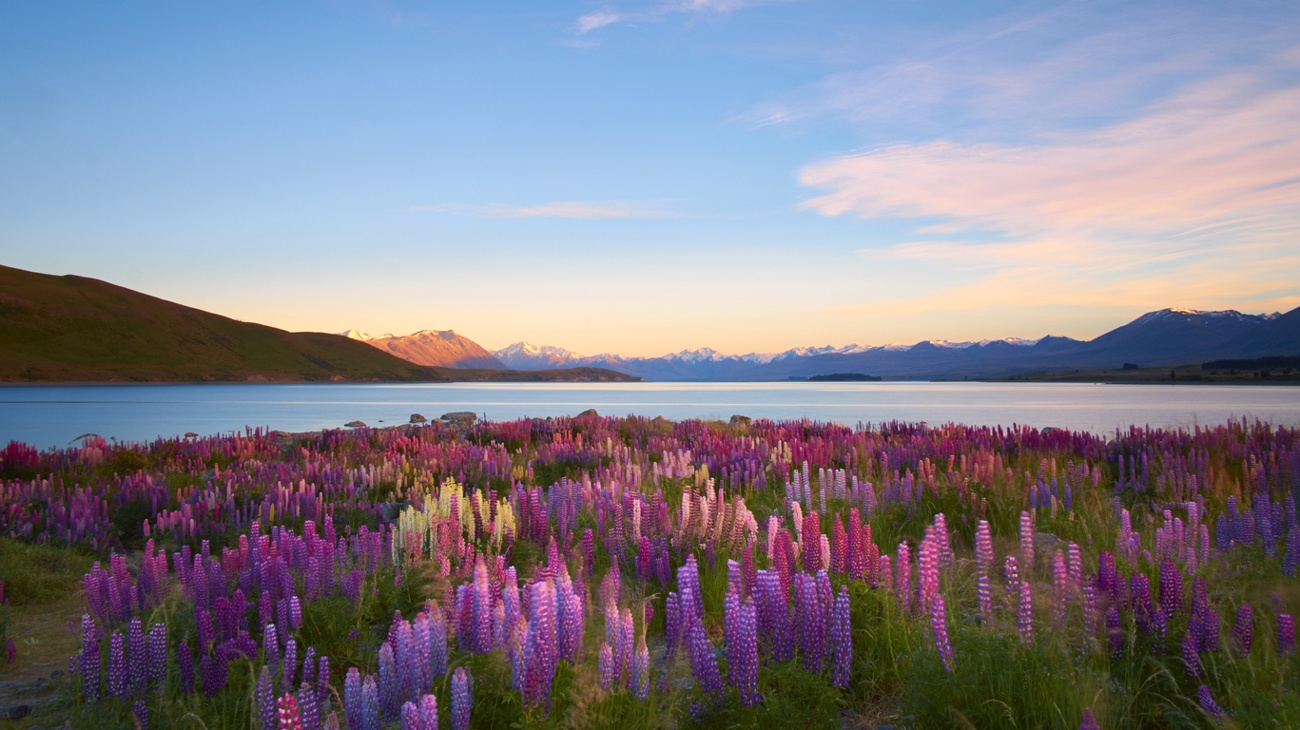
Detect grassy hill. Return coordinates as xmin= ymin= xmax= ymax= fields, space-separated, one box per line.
xmin=0 ymin=266 xmax=637 ymax=383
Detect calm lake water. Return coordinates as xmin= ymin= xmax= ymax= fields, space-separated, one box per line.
xmin=2 ymin=382 xmax=1299 ymax=450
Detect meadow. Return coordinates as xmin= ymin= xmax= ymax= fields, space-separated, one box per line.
xmin=0 ymin=414 xmax=1296 ymax=729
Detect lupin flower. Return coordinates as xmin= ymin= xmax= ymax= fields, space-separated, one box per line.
xmin=975 ymin=520 xmax=994 ymax=574
xmin=379 ymin=641 xmax=399 ymax=720
xmin=685 ymin=605 xmax=724 ymax=700
xmin=147 ymin=623 xmax=166 ymax=686
xmin=1107 ymin=606 xmax=1123 ymax=658
xmin=930 ymin=593 xmax=955 ymax=671
xmin=80 ymin=614 xmax=100 ymax=702
xmin=278 ymin=693 xmax=304 ymax=730
xmin=1079 ymin=708 xmax=1100 ymax=730
xmin=258 ymin=666 xmax=278 ymax=730
xmin=132 ymin=699 xmax=149 ymax=730
xmin=420 ymin=694 xmax=440 ymax=730
xmin=725 ymin=585 xmax=760 ymax=704
xmin=108 ymin=631 xmax=127 ymax=699
xmin=401 ymin=702 xmax=421 ymax=730
xmin=830 ymin=586 xmax=852 ymax=688
xmin=1197 ymin=685 xmax=1226 ymax=722
xmin=1019 ymin=511 xmax=1035 ymax=571
xmin=298 ymin=680 xmax=321 ymax=730
xmin=598 ymin=643 xmax=615 ymax=691
xmin=451 ymin=666 xmax=473 ymax=730
xmin=1231 ymin=603 xmax=1253 ymax=657
xmin=178 ymin=642 xmax=195 ymax=695
xmin=1279 ymin=614 xmax=1295 ymax=656
xmin=361 ymin=674 xmax=381 ymax=730
xmin=344 ymin=668 xmax=363 ymax=730
xmin=631 ymin=634 xmax=650 ymax=701
xmin=1178 ymin=618 xmax=1202 ymax=678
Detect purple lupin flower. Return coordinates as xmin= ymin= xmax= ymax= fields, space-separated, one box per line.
xmin=1197 ymin=684 xmax=1226 ymax=721
xmin=401 ymin=701 xmax=421 ymax=730
xmin=631 ymin=634 xmax=650 ymax=701
xmin=132 ymin=699 xmax=149 ymax=730
xmin=598 ymin=643 xmax=615 ymax=691
xmin=264 ymin=623 xmax=280 ymax=674
xmin=522 ymin=580 xmax=558 ymax=712
xmin=108 ymin=631 xmax=127 ymax=699
xmin=1052 ymin=552 xmax=1069 ymax=627
xmin=298 ymin=680 xmax=321 ymax=730
xmin=378 ymin=641 xmax=399 ymax=720
xmin=1279 ymin=614 xmax=1295 ymax=656
xmin=977 ymin=573 xmax=992 ymax=625
xmin=451 ymin=666 xmax=472 ymax=730
xmin=1107 ymin=606 xmax=1122 ymax=658
xmin=344 ymin=668 xmax=363 ymax=730
xmin=128 ymin=617 xmax=147 ymax=697
xmin=178 ymin=642 xmax=194 ymax=695
xmin=420 ymin=694 xmax=439 ymax=730
xmin=685 ymin=601 xmax=724 ymax=700
xmin=1182 ymin=629 xmax=1202 ymax=678
xmin=930 ymin=593 xmax=955 ymax=671
xmin=1231 ymin=603 xmax=1253 ymax=657
xmin=1201 ymin=607 xmax=1220 ymax=654
xmin=896 ymin=542 xmax=911 ymax=614
xmin=361 ymin=674 xmax=381 ymax=730
xmin=259 ymin=665 xmax=277 ymax=730
xmin=282 ymin=638 xmax=298 ymax=694
xmin=1019 ymin=578 xmax=1034 ymax=646
xmin=830 ymin=586 xmax=852 ymax=689
xmin=725 ymin=584 xmax=760 ymax=704
xmin=1158 ymin=560 xmax=1181 ymax=618
xmin=147 ymin=623 xmax=166 ymax=686
xmin=80 ymin=614 xmax=100 ymax=702
xmin=1079 ymin=707 xmax=1100 ymax=730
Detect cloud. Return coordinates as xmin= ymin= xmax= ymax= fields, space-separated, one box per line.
xmin=577 ymin=8 xmax=622 ymax=34
xmin=572 ymin=0 xmax=792 ymax=35
xmin=412 ymin=201 xmax=674 ymax=219
xmin=799 ymin=74 xmax=1300 ymax=246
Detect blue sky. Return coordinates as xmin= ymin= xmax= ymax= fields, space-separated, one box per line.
xmin=2 ymin=1 xmax=1297 ymax=357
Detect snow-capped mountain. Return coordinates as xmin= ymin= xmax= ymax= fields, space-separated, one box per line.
xmin=342 ymin=329 xmax=504 ymax=369
xmin=487 ymin=307 xmax=1298 ymax=381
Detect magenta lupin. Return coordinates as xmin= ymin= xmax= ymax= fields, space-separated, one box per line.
xmin=1079 ymin=707 xmax=1101 ymax=730
xmin=1019 ymin=510 xmax=1035 ymax=571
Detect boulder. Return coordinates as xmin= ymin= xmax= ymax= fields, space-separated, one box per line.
xmin=409 ymin=413 xmax=428 ymax=424
xmin=344 ymin=420 xmax=367 ymax=428
xmin=440 ymin=411 xmax=477 ymax=424
xmin=577 ymin=408 xmax=599 ymax=418
xmin=729 ymin=414 xmax=752 ymax=427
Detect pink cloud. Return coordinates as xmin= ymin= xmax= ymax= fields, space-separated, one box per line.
xmin=799 ymin=75 xmax=1300 ymax=244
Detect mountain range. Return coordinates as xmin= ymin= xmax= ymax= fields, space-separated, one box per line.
xmin=480 ymin=307 xmax=1300 ymax=381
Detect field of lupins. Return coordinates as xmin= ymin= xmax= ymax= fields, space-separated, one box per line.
xmin=0 ymin=414 xmax=1297 ymax=729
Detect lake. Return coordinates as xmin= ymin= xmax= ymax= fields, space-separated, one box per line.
xmin=2 ymin=381 xmax=1298 ymax=449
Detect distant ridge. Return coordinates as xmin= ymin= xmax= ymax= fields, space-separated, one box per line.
xmin=0 ymin=265 xmax=636 ymax=383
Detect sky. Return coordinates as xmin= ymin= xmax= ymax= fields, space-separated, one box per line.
xmin=2 ymin=1 xmax=1298 ymax=358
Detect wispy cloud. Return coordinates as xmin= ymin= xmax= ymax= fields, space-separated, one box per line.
xmin=577 ymin=8 xmax=622 ymax=34
xmin=573 ymin=0 xmax=793 ymax=35
xmin=412 ymin=201 xmax=674 ymax=219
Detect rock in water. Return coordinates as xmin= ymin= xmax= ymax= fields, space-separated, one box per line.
xmin=729 ymin=415 xmax=752 ymax=427
xmin=344 ymin=420 xmax=367 ymax=428
xmin=409 ymin=413 xmax=428 ymax=424
xmin=577 ymin=408 xmax=599 ymax=418
xmin=440 ymin=411 xmax=477 ymax=424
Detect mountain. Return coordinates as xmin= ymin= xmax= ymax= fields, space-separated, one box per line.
xmin=344 ymin=329 xmax=505 ymax=369
xmin=493 ymin=307 xmax=1300 ymax=381
xmin=0 ymin=265 xmax=636 ymax=383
